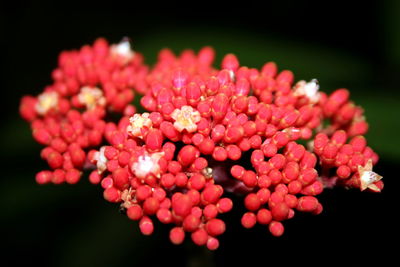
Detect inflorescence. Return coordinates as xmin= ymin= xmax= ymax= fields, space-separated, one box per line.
xmin=20 ymin=38 xmax=383 ymax=250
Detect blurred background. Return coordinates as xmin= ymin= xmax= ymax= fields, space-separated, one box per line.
xmin=1 ymin=1 xmax=399 ymax=266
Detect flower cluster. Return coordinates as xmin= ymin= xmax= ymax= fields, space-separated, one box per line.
xmin=20 ymin=38 xmax=383 ymax=250
xmin=19 ymin=38 xmax=147 ymax=184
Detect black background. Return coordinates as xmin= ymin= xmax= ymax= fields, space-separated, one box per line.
xmin=1 ymin=1 xmax=399 ymax=266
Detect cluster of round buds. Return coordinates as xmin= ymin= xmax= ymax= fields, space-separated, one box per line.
xmin=19 ymin=38 xmax=148 ymax=184
xmin=313 ymin=130 xmax=383 ymax=192
xmin=20 ymin=39 xmax=384 ymax=250
xmin=88 ymin=116 xmax=232 ymax=250
xmin=319 ymin=88 xmax=369 ymax=137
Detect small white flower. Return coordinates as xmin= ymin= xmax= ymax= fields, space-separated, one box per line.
xmin=95 ymin=146 xmax=108 ymax=174
xmin=293 ymin=79 xmax=320 ymax=103
xmin=132 ymin=152 xmax=164 ymax=179
xmin=171 ymin=105 xmax=201 ymax=133
xmin=111 ymin=39 xmax=134 ymax=64
xmin=77 ymin=86 xmax=106 ymax=110
xmin=35 ymin=91 xmax=58 ymax=115
xmin=127 ymin=113 xmax=152 ymax=138
xmin=358 ymin=159 xmax=383 ymax=192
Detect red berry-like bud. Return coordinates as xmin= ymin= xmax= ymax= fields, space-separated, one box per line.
xmin=258 ymin=175 xmax=271 ymax=188
xmin=193 ymin=157 xmax=208 ymax=171
xmin=322 ymin=143 xmax=339 ymax=160
xmin=251 ymin=149 xmax=265 ymax=166
xmin=288 ymin=180 xmax=302 ymax=194
xmin=136 ymin=185 xmax=152 ymax=201
xmin=331 ymin=130 xmax=347 ymax=145
xmin=172 ymin=193 xmax=192 ymax=217
xmin=269 ymin=154 xmax=286 ymax=170
xmin=337 ymin=165 xmax=351 ymax=179
xmin=103 ymin=187 xmax=120 ymax=203
xmin=36 ymin=170 xmax=53 ymax=184
xmin=170 ymin=227 xmax=185 ymax=245
xmin=261 ymin=61 xmax=277 ymax=77
xmin=178 ymin=145 xmax=199 ymax=166
xmin=222 ymin=53 xmax=239 ymax=71
xmin=242 ymin=170 xmax=257 ymax=187
xmin=224 ymin=125 xmax=244 ymax=143
xmin=271 ymin=202 xmax=289 ymax=221
xmin=262 ymin=143 xmax=278 ymax=157
xmin=241 ymin=212 xmax=257 ymax=229
xmin=160 ymin=121 xmax=180 ymax=142
xmin=186 ymin=82 xmax=202 ymax=105
xmin=257 ymin=188 xmax=271 ymax=204
xmin=112 ymin=168 xmax=129 ymax=190
xmin=300 ymin=152 xmax=317 ymax=169
xmin=206 ymin=219 xmax=226 ymax=236
xmin=257 ymin=209 xmax=272 ymax=225
xmin=191 ymin=228 xmax=208 ymax=246
xmin=65 ymin=168 xmax=81 ymax=184
xmin=217 ymin=198 xmax=233 ymax=213
xmin=350 ymin=135 xmax=367 ymax=152
xmin=297 ymin=196 xmax=319 ymax=212
xmin=183 ymin=214 xmax=201 ymax=232
xmin=269 ymin=221 xmax=284 ymax=237
xmin=145 ymin=128 xmax=164 ymax=151
xmin=33 ymin=128 xmax=52 ymax=145
xmin=314 ymin=133 xmax=329 ymax=154
xmin=198 ymin=138 xmax=215 ymax=155
xmin=47 ymin=151 xmax=63 ymax=169
xmin=244 ymin=193 xmax=261 ymax=211
xmin=211 ymin=93 xmax=229 ymax=121
xmin=143 ymin=197 xmax=160 ymax=215
xmin=203 ymin=204 xmax=218 ymax=219
xmin=202 ymin=185 xmax=223 ymax=204
xmin=127 ymin=205 xmax=143 ymax=221
xmin=139 ymin=216 xmax=154 ymax=235
xmin=52 ymin=169 xmax=65 ymax=184
xmin=212 ymin=146 xmax=228 ymax=161
xmin=189 ymin=173 xmax=206 ymax=190
xmin=301 ymin=181 xmax=323 ymax=196
xmin=207 ymin=237 xmax=220 ymax=250
xmin=231 ymin=165 xmax=245 ymax=180
xmin=282 ymin=161 xmax=300 ymax=182
xmin=235 ymin=78 xmax=250 ymax=96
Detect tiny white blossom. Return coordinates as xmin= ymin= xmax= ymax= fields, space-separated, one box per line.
xmin=127 ymin=113 xmax=152 ymax=138
xmin=293 ymin=79 xmax=320 ymax=103
xmin=35 ymin=91 xmax=58 ymax=115
xmin=111 ymin=39 xmax=134 ymax=64
xmin=132 ymin=152 xmax=164 ymax=179
xmin=171 ymin=105 xmax=201 ymax=133
xmin=77 ymin=86 xmax=106 ymax=110
xmin=95 ymin=146 xmax=108 ymax=174
xmin=358 ymin=159 xmax=383 ymax=192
